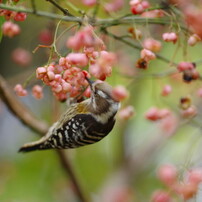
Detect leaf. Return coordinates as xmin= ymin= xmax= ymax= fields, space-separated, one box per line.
xmin=0 ymin=16 xmax=5 ymax=43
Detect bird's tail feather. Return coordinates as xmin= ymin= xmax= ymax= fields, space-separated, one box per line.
xmin=19 ymin=142 xmax=44 ymax=152
xmin=18 ymin=136 xmax=49 ymax=152
xmin=19 ymin=123 xmax=57 ymax=153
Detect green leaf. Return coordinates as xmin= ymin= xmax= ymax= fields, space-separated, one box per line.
xmin=0 ymin=16 xmax=5 ymax=43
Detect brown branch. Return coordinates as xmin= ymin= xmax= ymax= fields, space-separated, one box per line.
xmin=0 ymin=75 xmax=49 ymax=134
xmin=0 ymin=74 xmax=87 ymax=202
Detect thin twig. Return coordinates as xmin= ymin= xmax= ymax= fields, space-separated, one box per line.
xmin=31 ymin=0 xmax=37 ymax=14
xmin=0 ymin=3 xmax=188 ymax=31
xmin=0 ymin=74 xmax=87 ymax=202
xmin=0 ymin=4 xmax=81 ymax=22
xmin=46 ymin=0 xmax=74 ymax=17
xmin=102 ymin=28 xmax=177 ymax=65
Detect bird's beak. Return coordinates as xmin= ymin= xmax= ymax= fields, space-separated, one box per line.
xmin=85 ymin=77 xmax=94 ymax=90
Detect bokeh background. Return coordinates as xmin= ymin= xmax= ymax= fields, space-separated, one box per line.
xmin=1 ymin=0 xmax=202 ymax=201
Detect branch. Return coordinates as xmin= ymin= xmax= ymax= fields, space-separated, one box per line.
xmin=0 ymin=3 xmax=81 ymax=23
xmin=102 ymin=28 xmax=177 ymax=65
xmin=0 ymin=3 xmax=188 ymax=31
xmin=46 ymin=0 xmax=75 ymax=17
xmin=0 ymin=75 xmax=49 ymax=134
xmin=0 ymin=74 xmax=87 ymax=202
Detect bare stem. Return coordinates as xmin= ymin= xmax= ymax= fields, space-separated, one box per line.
xmin=0 ymin=3 xmax=188 ymax=31
xmin=0 ymin=3 xmax=81 ymax=22
xmin=45 ymin=0 xmax=74 ymax=17
xmin=102 ymin=28 xmax=177 ymax=65
xmin=0 ymin=74 xmax=87 ymax=202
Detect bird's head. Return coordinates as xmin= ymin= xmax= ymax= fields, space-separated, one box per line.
xmin=85 ymin=77 xmax=120 ymax=115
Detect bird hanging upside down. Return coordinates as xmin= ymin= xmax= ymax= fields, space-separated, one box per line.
xmin=19 ymin=78 xmax=120 ymax=152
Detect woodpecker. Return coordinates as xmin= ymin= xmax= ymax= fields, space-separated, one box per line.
xmin=19 ymin=78 xmax=120 ymax=152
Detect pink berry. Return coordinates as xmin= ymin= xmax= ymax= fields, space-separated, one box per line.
xmin=143 ymin=38 xmax=162 ymax=52
xmin=129 ymin=0 xmax=140 ymax=6
xmin=32 ymin=85 xmax=43 ymax=99
xmin=14 ymin=12 xmax=27 ymax=21
xmin=188 ymin=169 xmax=202 ymax=185
xmin=118 ymin=106 xmax=135 ymax=120
xmin=83 ymin=87 xmax=91 ymax=98
xmin=2 ymin=21 xmax=20 ymax=37
xmin=140 ymin=48 xmax=156 ymax=62
xmin=145 ymin=107 xmax=159 ymax=121
xmin=39 ymin=28 xmax=53 ymax=45
xmin=188 ymin=34 xmax=201 ymax=46
xmin=131 ymin=4 xmax=144 ymax=15
xmin=141 ymin=9 xmax=164 ymax=18
xmin=82 ymin=0 xmax=96 ymax=6
xmin=177 ymin=62 xmax=195 ymax=72
xmin=104 ymin=0 xmax=124 ymax=13
xmin=11 ymin=48 xmax=32 ymax=67
xmin=197 ymin=88 xmax=202 ymax=97
xmin=162 ymin=32 xmax=178 ymax=43
xmin=158 ymin=109 xmax=171 ymax=119
xmin=62 ymin=82 xmax=72 ymax=93
xmin=177 ymin=183 xmax=197 ymax=200
xmin=111 ymin=85 xmax=129 ymax=101
xmin=181 ymin=106 xmax=197 ymax=118
xmin=36 ymin=67 xmax=47 ymax=79
xmin=161 ymin=85 xmax=172 ymax=96
xmin=151 ymin=190 xmax=171 ymax=202
xmin=157 ymin=164 xmax=177 ymax=186
xmin=66 ymin=53 xmax=88 ymax=67
xmin=14 ymin=84 xmax=27 ymax=96
xmin=47 ymin=71 xmax=55 ymax=81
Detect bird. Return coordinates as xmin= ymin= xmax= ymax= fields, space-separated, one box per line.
xmin=19 ymin=77 xmax=120 ymax=152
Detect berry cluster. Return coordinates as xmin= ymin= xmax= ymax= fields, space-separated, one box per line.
xmin=14 ymin=25 xmax=119 ymax=102
xmin=0 ymin=2 xmax=27 ymax=38
xmin=151 ymin=164 xmax=202 ymax=201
